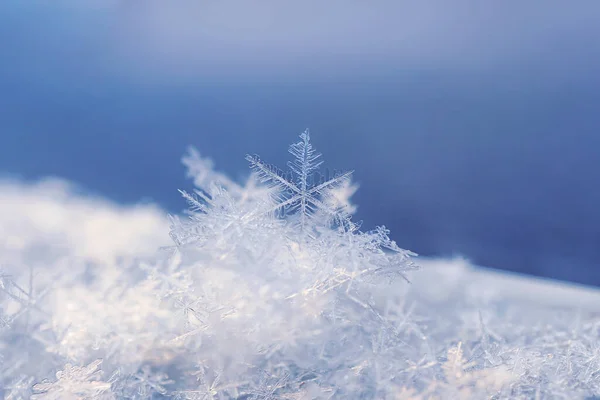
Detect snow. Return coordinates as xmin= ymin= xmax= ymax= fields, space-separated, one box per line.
xmin=1 ymin=134 xmax=599 ymax=399
xmin=416 ymin=257 xmax=600 ymax=312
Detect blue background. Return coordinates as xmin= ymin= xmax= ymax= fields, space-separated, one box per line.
xmin=1 ymin=2 xmax=600 ymax=285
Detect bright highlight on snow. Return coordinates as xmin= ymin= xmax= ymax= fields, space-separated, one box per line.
xmin=1 ymin=131 xmax=599 ymax=399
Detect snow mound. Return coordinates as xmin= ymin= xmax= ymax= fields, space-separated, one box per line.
xmin=1 ymin=133 xmax=599 ymax=399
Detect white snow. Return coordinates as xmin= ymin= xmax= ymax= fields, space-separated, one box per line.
xmin=1 ymin=137 xmax=599 ymax=399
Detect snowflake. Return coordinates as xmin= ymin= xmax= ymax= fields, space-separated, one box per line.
xmin=246 ymin=129 xmax=353 ymax=232
xmin=246 ymin=369 xmax=291 ymax=400
xmin=31 ymin=359 xmax=114 ymax=400
xmin=116 ymin=365 xmax=173 ymax=399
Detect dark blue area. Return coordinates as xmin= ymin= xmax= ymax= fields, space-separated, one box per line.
xmin=1 ymin=3 xmax=600 ymax=287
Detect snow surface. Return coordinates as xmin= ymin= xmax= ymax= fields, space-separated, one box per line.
xmin=1 ymin=133 xmax=599 ymax=399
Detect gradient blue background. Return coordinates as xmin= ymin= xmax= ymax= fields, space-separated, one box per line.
xmin=1 ymin=1 xmax=599 ymax=285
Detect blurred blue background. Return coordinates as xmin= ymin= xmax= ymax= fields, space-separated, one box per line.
xmin=1 ymin=1 xmax=599 ymax=285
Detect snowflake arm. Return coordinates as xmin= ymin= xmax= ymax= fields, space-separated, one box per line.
xmin=246 ymin=155 xmax=299 ymax=195
xmin=287 ymin=129 xmax=324 ymax=191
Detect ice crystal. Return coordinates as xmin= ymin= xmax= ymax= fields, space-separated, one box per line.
xmin=31 ymin=360 xmax=113 ymax=400
xmin=113 ymin=365 xmax=173 ymax=399
xmin=246 ymin=129 xmax=353 ymax=232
